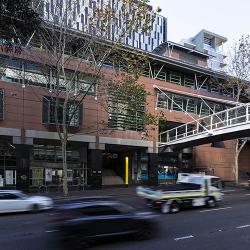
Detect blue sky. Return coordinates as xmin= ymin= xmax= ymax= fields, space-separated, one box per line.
xmin=150 ymin=0 xmax=250 ymax=50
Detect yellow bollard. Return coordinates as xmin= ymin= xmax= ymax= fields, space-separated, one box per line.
xmin=125 ymin=157 xmax=129 ymax=186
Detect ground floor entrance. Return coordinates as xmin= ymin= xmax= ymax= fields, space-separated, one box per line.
xmin=0 ymin=133 xmax=244 ymax=191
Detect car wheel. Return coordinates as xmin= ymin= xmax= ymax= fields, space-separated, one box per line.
xmin=206 ymin=197 xmax=216 ymax=208
xmin=31 ymin=204 xmax=40 ymax=213
xmin=169 ymin=201 xmax=180 ymax=213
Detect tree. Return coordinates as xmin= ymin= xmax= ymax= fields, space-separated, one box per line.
xmin=0 ymin=0 xmax=40 ymax=52
xmin=226 ymin=35 xmax=250 ymax=183
xmin=20 ymin=0 xmax=158 ymax=196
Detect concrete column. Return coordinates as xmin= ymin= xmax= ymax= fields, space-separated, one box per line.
xmin=136 ymin=150 xmax=142 ymax=183
xmin=15 ymin=144 xmax=32 ymax=192
xmin=87 ymin=149 xmax=102 ymax=189
xmin=148 ymin=153 xmax=158 ymax=186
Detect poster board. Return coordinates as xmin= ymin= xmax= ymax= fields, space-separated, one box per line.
xmin=45 ymin=168 xmax=52 ymax=182
xmin=5 ymin=170 xmax=13 ymax=185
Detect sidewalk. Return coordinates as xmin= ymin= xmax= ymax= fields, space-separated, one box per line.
xmin=32 ymin=183 xmax=250 ymax=202
xmin=35 ymin=186 xmax=138 ymax=201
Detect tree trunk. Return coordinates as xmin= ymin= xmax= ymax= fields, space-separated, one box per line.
xmin=62 ymin=139 xmax=68 ymax=197
xmin=234 ymin=152 xmax=239 ymax=184
xmin=234 ymin=139 xmax=247 ymax=184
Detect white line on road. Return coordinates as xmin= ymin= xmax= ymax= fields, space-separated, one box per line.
xmin=200 ymin=207 xmax=232 ymax=213
xmin=245 ymin=194 xmax=250 ymax=196
xmin=222 ymin=190 xmax=235 ymax=193
xmin=45 ymin=230 xmax=58 ymax=233
xmin=174 ymin=235 xmax=194 ymax=241
xmin=236 ymin=225 xmax=250 ymax=229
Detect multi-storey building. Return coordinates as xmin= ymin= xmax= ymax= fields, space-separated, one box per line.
xmin=41 ymin=0 xmax=167 ymax=52
xmin=1 ymin=27 xmax=248 ymax=191
xmin=180 ymin=29 xmax=227 ymax=72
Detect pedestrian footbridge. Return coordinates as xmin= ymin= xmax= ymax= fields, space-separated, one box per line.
xmin=159 ymin=102 xmax=250 ymax=150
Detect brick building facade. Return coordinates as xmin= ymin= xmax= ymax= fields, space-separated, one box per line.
xmin=0 ymin=36 xmax=246 ymax=191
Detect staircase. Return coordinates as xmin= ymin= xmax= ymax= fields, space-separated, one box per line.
xmin=102 ymin=169 xmax=124 ymax=185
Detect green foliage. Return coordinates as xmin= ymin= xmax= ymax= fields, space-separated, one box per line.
xmin=156 ymin=6 xmax=162 ymax=13
xmin=90 ymin=0 xmax=156 ymax=41
xmin=227 ymin=35 xmax=250 ymax=101
xmin=108 ymin=74 xmax=156 ymax=131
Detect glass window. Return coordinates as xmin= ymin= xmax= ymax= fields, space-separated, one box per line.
xmin=157 ymin=93 xmax=170 ymax=109
xmin=0 ymin=193 xmax=19 ymax=200
xmin=115 ymin=204 xmax=135 ymax=214
xmin=200 ymin=103 xmax=211 ymax=116
xmin=0 ymin=89 xmax=4 ymax=120
xmin=172 ymin=95 xmax=183 ymax=111
xmin=200 ymin=83 xmax=208 ymax=92
xmin=186 ymin=99 xmax=197 ymax=114
xmin=31 ymin=168 xmax=44 ymax=186
xmin=184 ymin=76 xmax=195 ymax=88
xmin=211 ymin=178 xmax=222 ymax=189
xmin=80 ymin=205 xmax=121 ymax=216
xmin=156 ymin=91 xmax=229 ymax=116
xmin=42 ymin=96 xmax=81 ymax=127
xmin=108 ymin=87 xmax=146 ymax=132
xmin=210 ymin=84 xmax=220 ymax=94
xmin=0 ymin=193 xmax=8 ymax=200
xmin=169 ymin=72 xmax=181 ymax=84
xmin=204 ymin=37 xmax=213 ymax=47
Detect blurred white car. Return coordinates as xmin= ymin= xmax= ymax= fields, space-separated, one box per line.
xmin=0 ymin=190 xmax=53 ymax=213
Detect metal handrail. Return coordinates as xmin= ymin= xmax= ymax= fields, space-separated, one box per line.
xmin=159 ymin=102 xmax=250 ymax=145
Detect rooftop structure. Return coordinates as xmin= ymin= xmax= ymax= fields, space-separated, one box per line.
xmin=181 ymin=29 xmax=227 ymax=72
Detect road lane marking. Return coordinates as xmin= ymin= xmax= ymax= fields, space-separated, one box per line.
xmin=174 ymin=235 xmax=194 ymax=241
xmin=200 ymin=207 xmax=232 ymax=213
xmin=45 ymin=230 xmax=58 ymax=233
xmin=236 ymin=225 xmax=250 ymax=229
xmin=222 ymin=190 xmax=235 ymax=193
xmin=245 ymin=194 xmax=250 ymax=196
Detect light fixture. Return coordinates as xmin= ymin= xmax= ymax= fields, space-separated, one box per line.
xmin=207 ymin=130 xmax=214 ymax=136
xmin=49 ymin=89 xmax=52 ymax=93
xmin=22 ymin=83 xmax=25 ymax=88
xmin=7 ymin=143 xmax=16 ymax=149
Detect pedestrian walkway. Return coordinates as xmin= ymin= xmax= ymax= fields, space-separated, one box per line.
xmin=33 ymin=186 xmax=138 ymax=201
xmin=31 ymin=184 xmax=250 ymax=202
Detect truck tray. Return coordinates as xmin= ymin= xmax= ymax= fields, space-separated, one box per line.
xmin=149 ymin=183 xmax=201 ymax=192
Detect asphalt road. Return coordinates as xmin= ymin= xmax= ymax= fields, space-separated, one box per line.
xmin=1 ymin=188 xmax=250 ymax=250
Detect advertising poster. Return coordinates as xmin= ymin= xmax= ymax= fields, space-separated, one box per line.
xmin=67 ymin=170 xmax=73 ymax=182
xmin=45 ymin=168 xmax=52 ymax=182
xmin=0 ymin=175 xmax=3 ymax=187
xmin=5 ymin=170 xmax=13 ymax=185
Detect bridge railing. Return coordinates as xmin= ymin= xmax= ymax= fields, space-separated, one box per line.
xmin=159 ymin=103 xmax=250 ymax=146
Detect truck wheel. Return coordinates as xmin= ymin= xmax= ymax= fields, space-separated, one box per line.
xmin=206 ymin=197 xmax=216 ymax=208
xmin=170 ymin=201 xmax=180 ymax=213
xmin=161 ymin=202 xmax=170 ymax=214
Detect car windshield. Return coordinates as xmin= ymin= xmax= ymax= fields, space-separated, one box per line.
xmin=116 ymin=204 xmax=135 ymax=213
xmin=17 ymin=192 xmax=29 ymax=199
xmin=178 ymin=176 xmax=203 ymax=185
